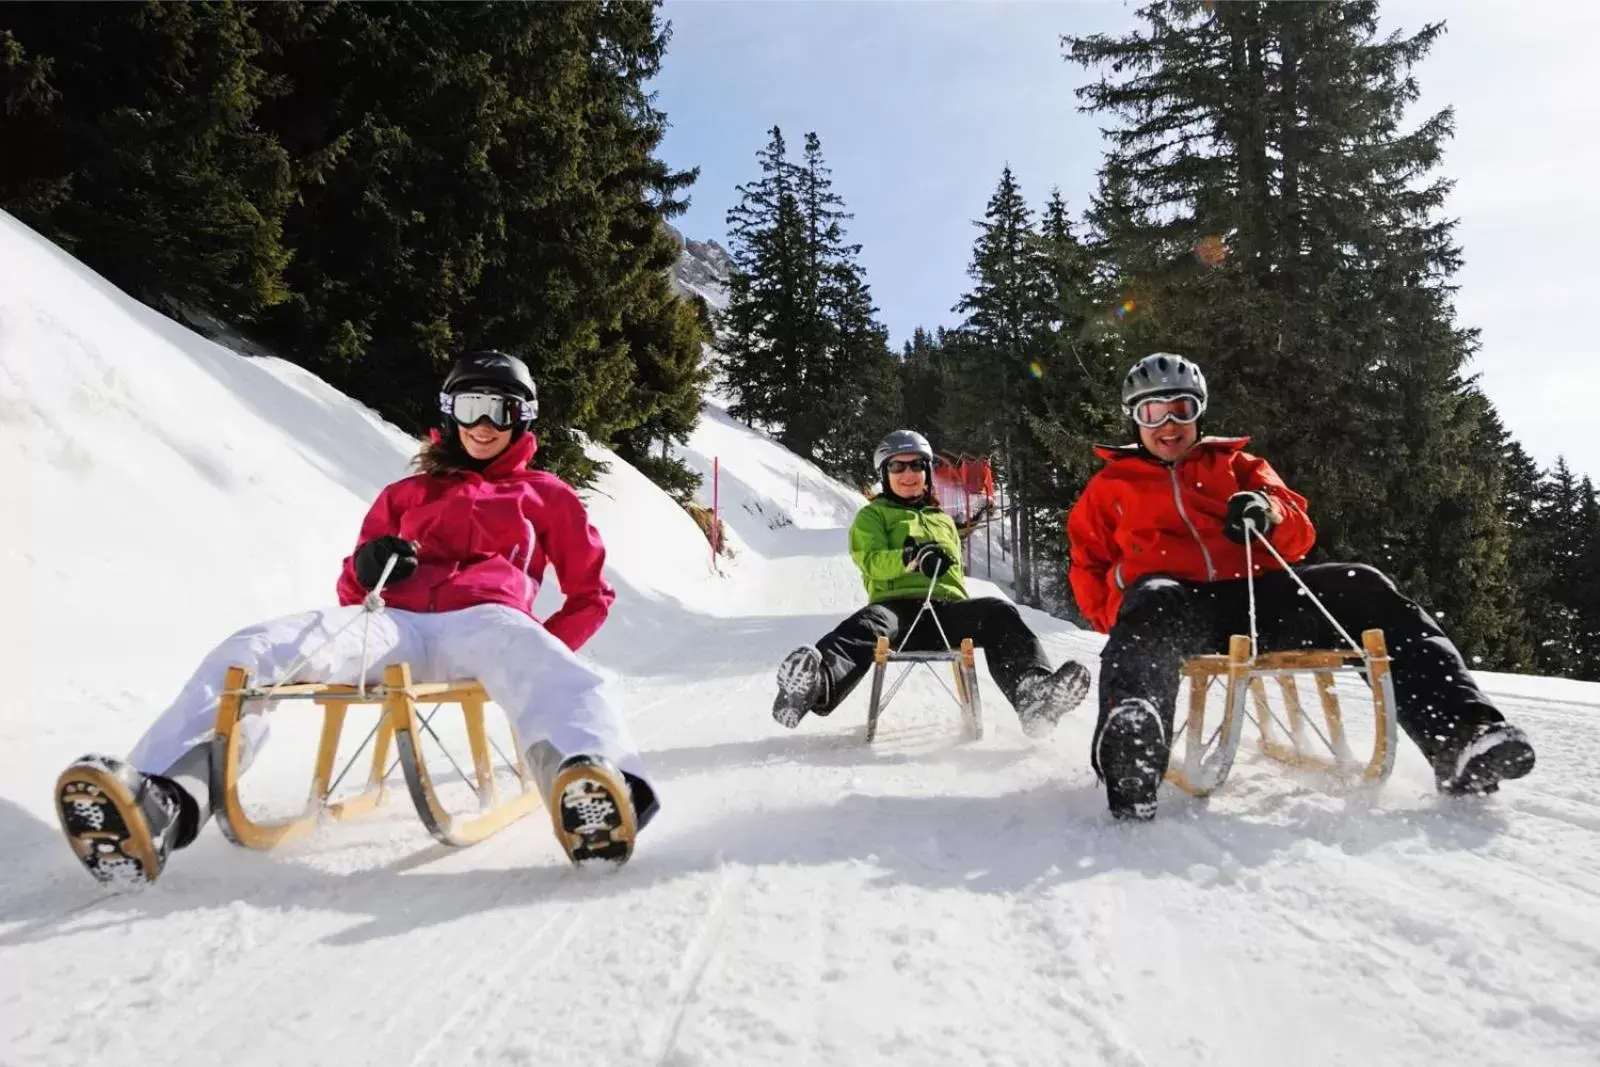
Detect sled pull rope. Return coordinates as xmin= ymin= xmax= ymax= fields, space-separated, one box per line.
xmin=1244 ymin=523 xmax=1259 ymax=659
xmin=355 ymin=553 xmax=401 ymax=699
xmin=246 ymin=553 xmax=401 ymax=706
xmin=1245 ymin=521 xmax=1365 ymax=657
xmin=896 ymin=557 xmax=955 ymax=654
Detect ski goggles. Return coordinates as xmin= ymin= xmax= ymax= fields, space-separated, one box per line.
xmin=439 ymin=391 xmax=537 ymax=430
xmin=1128 ymin=393 xmax=1204 ymax=428
xmin=885 ymin=458 xmax=929 ymax=474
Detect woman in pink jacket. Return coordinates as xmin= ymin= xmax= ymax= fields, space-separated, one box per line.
xmin=55 ymin=351 xmax=656 ymax=884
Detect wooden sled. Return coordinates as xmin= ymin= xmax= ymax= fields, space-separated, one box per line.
xmin=208 ymin=661 xmax=541 ymax=850
xmin=864 ymin=635 xmax=984 ymax=744
xmin=1165 ymin=629 xmax=1398 ymax=797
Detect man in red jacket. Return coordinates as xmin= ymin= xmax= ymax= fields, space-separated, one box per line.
xmin=1067 ymin=353 xmax=1535 ymax=821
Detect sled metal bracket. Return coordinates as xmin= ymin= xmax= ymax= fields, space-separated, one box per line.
xmin=1166 ymin=628 xmax=1397 ymax=797
xmin=864 ymin=636 xmax=983 ymax=744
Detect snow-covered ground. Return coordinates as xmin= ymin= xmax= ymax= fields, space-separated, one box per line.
xmin=3 ymin=207 xmax=1598 ymax=1067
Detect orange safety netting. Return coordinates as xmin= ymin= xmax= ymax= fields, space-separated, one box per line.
xmin=932 ymin=454 xmax=994 ymax=519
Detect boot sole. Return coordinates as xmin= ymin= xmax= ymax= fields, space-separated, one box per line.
xmin=772 ymin=649 xmax=823 ymax=729
xmin=1060 ymin=662 xmax=1092 ymax=710
xmin=1020 ymin=662 xmax=1094 ymax=738
xmin=549 ymin=762 xmax=638 ymax=867
xmin=55 ymin=765 xmax=162 ymax=885
xmin=1099 ymin=703 xmax=1166 ymax=821
xmin=772 ymin=703 xmax=806 ymax=729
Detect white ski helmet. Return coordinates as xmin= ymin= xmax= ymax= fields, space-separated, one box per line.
xmin=873 ymin=429 xmax=934 ymax=472
xmin=1121 ymin=352 xmax=1207 ymax=414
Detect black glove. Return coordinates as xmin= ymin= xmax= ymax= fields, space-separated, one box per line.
xmin=901 ymin=537 xmax=921 ymax=566
xmin=1223 ymin=491 xmax=1273 ymax=545
xmin=912 ymin=542 xmax=954 ymax=579
xmin=353 ymin=535 xmax=418 ymax=589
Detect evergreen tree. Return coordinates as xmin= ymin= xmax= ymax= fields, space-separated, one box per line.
xmin=0 ymin=2 xmax=293 ymax=319
xmin=1485 ymin=413 xmax=1546 ymax=673
xmin=945 ymin=167 xmax=1046 ymax=452
xmin=717 ymin=127 xmax=891 ymax=477
xmin=898 ymin=327 xmax=952 ymax=446
xmin=812 ymin=261 xmax=894 ymax=476
xmin=610 ymin=265 xmax=711 ymax=504
xmin=1538 ymin=460 xmax=1586 ymax=676
xmin=249 ymin=1 xmax=697 ymax=482
xmin=792 ymin=131 xmax=866 ymax=458
xmin=1572 ymin=478 xmax=1600 ymax=680
xmin=1065 ymin=1 xmax=1523 ymax=663
xmin=947 ymin=166 xmax=1052 ymax=604
xmin=2 ymin=2 xmax=702 ymax=488
xmin=718 ymin=126 xmax=808 ymax=449
xmin=1024 ymin=189 xmax=1128 ymax=618
xmin=250 ymin=2 xmax=513 ymax=424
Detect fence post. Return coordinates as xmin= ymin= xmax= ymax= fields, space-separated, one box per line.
xmin=986 ymin=485 xmax=993 ymax=578
xmin=711 ymin=456 xmax=720 ymax=566
xmin=962 ymin=480 xmax=971 ymax=571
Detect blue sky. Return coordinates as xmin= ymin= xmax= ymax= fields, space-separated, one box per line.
xmin=649 ymin=0 xmax=1130 ymax=347
xmin=647 ymin=0 xmax=1600 ymax=481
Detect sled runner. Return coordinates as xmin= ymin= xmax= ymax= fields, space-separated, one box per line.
xmin=1164 ymin=524 xmax=1399 ymax=797
xmin=864 ymin=569 xmax=984 ymax=744
xmin=210 ymin=661 xmax=542 ymax=850
xmin=204 ymin=553 xmax=545 ymax=850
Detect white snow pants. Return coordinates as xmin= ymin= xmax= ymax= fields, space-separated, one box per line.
xmin=127 ymin=603 xmax=648 ymax=794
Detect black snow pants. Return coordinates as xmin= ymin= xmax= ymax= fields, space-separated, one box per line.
xmin=1092 ymin=563 xmax=1507 ymax=781
xmin=810 ymin=596 xmax=1053 ymax=715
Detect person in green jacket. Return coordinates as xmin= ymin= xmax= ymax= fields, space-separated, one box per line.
xmin=772 ymin=430 xmax=1093 ymax=736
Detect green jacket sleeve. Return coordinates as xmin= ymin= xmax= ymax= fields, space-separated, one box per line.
xmin=849 ymin=505 xmax=909 ymax=582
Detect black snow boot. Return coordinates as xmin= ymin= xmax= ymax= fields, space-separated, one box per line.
xmin=1096 ymin=699 xmax=1168 ymax=821
xmin=772 ymin=646 xmax=826 ymax=729
xmin=1014 ymin=660 xmax=1093 ymax=738
xmin=1435 ymin=722 xmax=1536 ymax=796
xmin=55 ymin=754 xmax=191 ymax=886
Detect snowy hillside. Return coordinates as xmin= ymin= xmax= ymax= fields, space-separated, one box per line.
xmin=3 ymin=207 xmax=1599 ymax=1067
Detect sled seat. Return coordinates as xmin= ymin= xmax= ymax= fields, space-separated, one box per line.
xmin=1166 ymin=629 xmax=1398 ymax=797
xmin=865 ymin=636 xmax=983 ymax=743
xmin=209 ymin=661 xmax=541 ymax=850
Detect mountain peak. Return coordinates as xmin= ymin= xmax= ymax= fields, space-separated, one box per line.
xmin=666 ymin=222 xmax=732 ymax=312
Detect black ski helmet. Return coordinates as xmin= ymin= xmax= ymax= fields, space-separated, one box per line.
xmin=441 ymin=349 xmax=538 ymax=404
xmin=438 ymin=349 xmax=538 ymax=435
